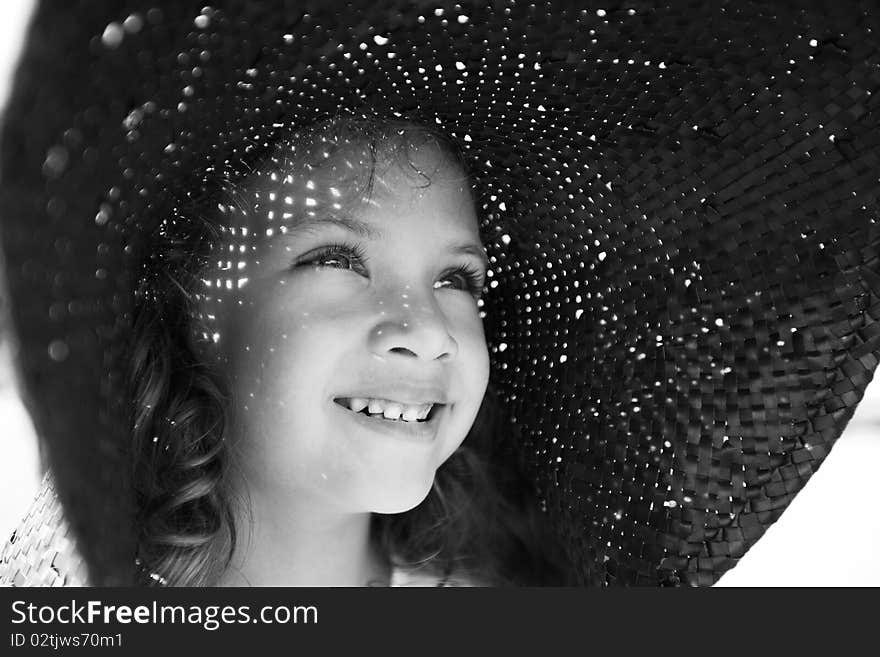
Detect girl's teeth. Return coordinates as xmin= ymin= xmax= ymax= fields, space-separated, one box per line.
xmin=348 ymin=397 xmax=369 ymax=413
xmin=342 ymin=398 xmax=436 ymax=422
xmin=402 ymin=406 xmax=422 ymax=422
xmin=382 ymin=403 xmax=404 ymax=420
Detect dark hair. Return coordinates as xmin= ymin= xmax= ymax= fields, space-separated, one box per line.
xmin=129 ymin=116 xmax=572 ymax=586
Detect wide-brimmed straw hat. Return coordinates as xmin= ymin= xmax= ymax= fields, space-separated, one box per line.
xmin=1 ymin=0 xmax=878 ymax=586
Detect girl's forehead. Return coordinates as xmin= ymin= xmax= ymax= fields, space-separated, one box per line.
xmin=254 ymin=137 xmax=463 ymax=192
xmin=232 ymin=138 xmax=474 ymax=231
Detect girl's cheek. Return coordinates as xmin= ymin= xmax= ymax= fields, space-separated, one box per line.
xmin=459 ymin=302 xmax=488 ymax=340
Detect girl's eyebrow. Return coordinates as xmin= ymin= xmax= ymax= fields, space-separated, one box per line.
xmin=289 ymin=214 xmax=380 ymax=240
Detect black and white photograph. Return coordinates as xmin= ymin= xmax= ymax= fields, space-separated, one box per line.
xmin=1 ymin=0 xmax=879 ymax=605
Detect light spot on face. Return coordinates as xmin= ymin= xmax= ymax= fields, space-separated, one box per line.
xmin=207 ymin=132 xmax=489 ymax=514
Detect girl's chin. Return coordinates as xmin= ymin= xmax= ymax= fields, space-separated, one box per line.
xmin=365 ymin=477 xmax=436 ymax=515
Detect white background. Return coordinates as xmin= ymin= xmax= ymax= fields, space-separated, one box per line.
xmin=0 ymin=0 xmax=877 ymax=585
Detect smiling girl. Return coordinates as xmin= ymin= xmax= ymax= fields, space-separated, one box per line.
xmin=130 ymin=118 xmax=568 ymax=587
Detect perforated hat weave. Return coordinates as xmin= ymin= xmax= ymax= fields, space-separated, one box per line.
xmin=1 ymin=0 xmax=879 ymax=586
xmin=0 ymin=474 xmax=88 ymax=587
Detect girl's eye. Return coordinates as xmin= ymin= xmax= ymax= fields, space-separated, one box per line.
xmin=297 ymin=242 xmax=366 ymax=273
xmin=295 ymin=243 xmax=485 ymax=299
xmin=434 ymin=265 xmax=486 ymax=299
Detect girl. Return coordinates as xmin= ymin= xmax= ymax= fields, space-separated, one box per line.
xmin=130 ymin=117 xmax=570 ymax=587
xmin=5 ymin=1 xmax=877 ymax=589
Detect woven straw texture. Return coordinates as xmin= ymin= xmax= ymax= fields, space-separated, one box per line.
xmin=0 ymin=474 xmax=88 ymax=587
xmin=0 ymin=1 xmax=878 ymax=586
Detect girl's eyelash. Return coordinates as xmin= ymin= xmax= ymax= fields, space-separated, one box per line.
xmin=296 ymin=241 xmax=485 ymax=298
xmin=298 ymin=241 xmax=367 ymax=272
xmin=440 ymin=264 xmax=486 ymax=298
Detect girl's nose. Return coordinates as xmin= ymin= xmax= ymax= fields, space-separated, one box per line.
xmin=367 ymin=296 xmax=459 ymax=362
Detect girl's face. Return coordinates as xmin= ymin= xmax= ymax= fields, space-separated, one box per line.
xmin=209 ymin=139 xmax=490 ymax=514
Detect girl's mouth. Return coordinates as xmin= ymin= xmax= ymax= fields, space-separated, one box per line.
xmin=332 ymin=397 xmax=444 ymax=424
xmin=333 ymin=397 xmax=448 ymax=443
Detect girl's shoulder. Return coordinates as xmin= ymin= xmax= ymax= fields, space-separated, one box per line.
xmin=2 ymin=475 xmax=488 ymax=588
xmin=389 ymin=566 xmax=481 ymax=587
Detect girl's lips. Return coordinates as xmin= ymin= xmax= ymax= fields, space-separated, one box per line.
xmin=332 ymin=399 xmax=446 ymax=442
xmin=332 ymin=397 xmax=443 ymax=421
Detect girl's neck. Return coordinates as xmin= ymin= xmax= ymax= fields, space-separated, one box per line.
xmin=217 ymin=487 xmax=391 ymax=587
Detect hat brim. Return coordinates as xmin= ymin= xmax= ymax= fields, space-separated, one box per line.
xmin=1 ymin=0 xmax=878 ymax=586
